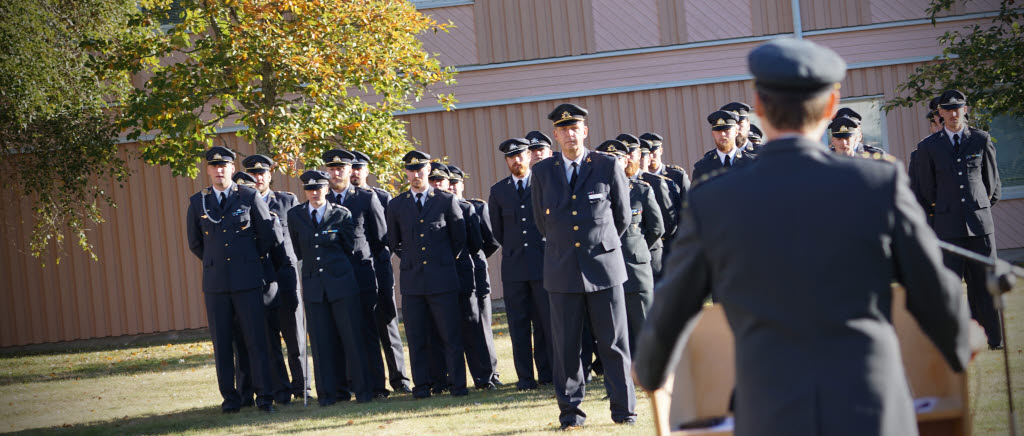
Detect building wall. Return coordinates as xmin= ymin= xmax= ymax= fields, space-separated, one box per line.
xmin=1 ymin=0 xmax=1016 ymax=346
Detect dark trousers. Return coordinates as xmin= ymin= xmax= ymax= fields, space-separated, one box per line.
xmin=403 ymin=291 xmax=467 ymax=397
xmin=278 ymin=299 xmax=308 ymax=397
xmin=234 ymin=303 xmax=298 ymax=404
xmin=624 ymin=290 xmax=653 ymax=356
xmin=549 ymin=286 xmax=636 ymax=426
xmin=204 ymin=289 xmax=274 ymax=410
xmin=460 ymin=291 xmax=497 ymax=387
xmin=503 ymin=280 xmax=553 ymax=388
xmin=375 ymin=306 xmax=411 ymax=390
xmin=477 ymin=293 xmax=500 ymax=384
xmin=942 ymin=234 xmax=1002 ymax=346
xmin=359 ymin=289 xmax=389 ymax=394
xmin=306 ymin=295 xmax=373 ymax=404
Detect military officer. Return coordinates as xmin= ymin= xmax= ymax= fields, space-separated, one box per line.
xmin=488 ymin=138 xmax=554 ymax=390
xmin=691 ymin=110 xmax=757 ymax=184
xmin=748 ymin=124 xmax=764 ymax=150
xmin=242 ymin=155 xmax=307 ymax=402
xmin=350 ymin=150 xmax=413 ymax=394
xmin=643 ymin=132 xmax=691 ymax=196
xmin=322 ymin=148 xmax=390 ymax=398
xmin=634 ymin=38 xmax=973 ymax=436
xmin=186 ymin=146 xmax=290 ymax=413
xmin=532 ymin=103 xmax=636 ymax=429
xmin=915 ymin=89 xmax=1003 ymax=349
xmin=633 ymin=138 xmax=677 ymax=278
xmin=526 ymin=130 xmax=554 ymax=165
xmin=449 ymin=165 xmax=502 ymax=389
xmin=927 ymin=97 xmax=944 ymax=133
xmin=829 ymin=116 xmax=885 ymax=157
xmin=720 ymin=101 xmax=756 ymax=152
xmin=386 ymin=150 xmax=469 ymax=398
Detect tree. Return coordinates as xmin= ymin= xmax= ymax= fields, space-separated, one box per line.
xmin=883 ymin=0 xmax=1023 ymax=128
xmin=96 ymin=0 xmax=457 ymax=186
xmin=0 ymin=0 xmax=136 ymax=264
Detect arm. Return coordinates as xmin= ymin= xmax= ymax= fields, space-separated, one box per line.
xmin=890 ymin=165 xmax=971 ymax=372
xmin=186 ymin=198 xmax=204 ymax=260
xmin=287 ymin=211 xmax=303 ymax=262
xmin=465 ymin=204 xmax=484 ymax=254
xmin=339 ymin=210 xmax=357 ymax=256
xmin=488 ymin=189 xmax=506 ymax=247
xmin=656 ymin=178 xmax=677 ymax=238
xmin=531 ymin=171 xmax=546 ymax=236
xmin=252 ymin=191 xmax=287 ymax=269
xmin=641 ymin=187 xmax=665 ymax=248
xmin=609 ymin=163 xmax=631 ymax=237
xmin=386 ymin=200 xmax=402 ymax=257
xmin=917 ymin=141 xmax=937 ymax=215
xmin=633 ymin=204 xmax=713 ymax=391
xmin=478 ymin=203 xmax=501 ymax=257
xmin=982 ymin=135 xmax=1001 ymax=205
xmin=448 ymin=196 xmax=467 ymax=259
xmin=367 ymin=193 xmax=387 ymax=257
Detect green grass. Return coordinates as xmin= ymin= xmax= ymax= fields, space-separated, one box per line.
xmin=1 ymin=288 xmax=1021 ymax=435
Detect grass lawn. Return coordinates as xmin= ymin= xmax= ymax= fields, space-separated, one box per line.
xmin=1 ymin=285 xmax=1021 ymax=435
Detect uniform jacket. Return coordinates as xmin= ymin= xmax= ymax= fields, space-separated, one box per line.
xmin=531 ymin=150 xmax=630 ymax=293
xmin=621 ymin=180 xmax=664 ymax=294
xmin=468 ymin=198 xmax=500 ymax=296
xmin=286 ymin=201 xmax=359 ymax=303
xmin=654 ymin=162 xmax=691 ymax=197
xmin=489 ymin=174 xmax=546 ymax=282
xmin=639 ymin=172 xmax=677 ymax=244
xmin=371 ymin=186 xmax=398 ymax=319
xmin=634 ymin=136 xmax=971 ymax=436
xmin=692 ymin=146 xmax=757 ymax=185
xmin=186 ymin=183 xmax=289 ymax=293
xmin=456 ymin=199 xmax=484 ymax=295
xmin=331 ymin=186 xmax=386 ymax=294
xmin=263 ymin=190 xmax=300 ymax=308
xmin=386 ymin=188 xmax=466 ymax=295
xmin=915 ymin=127 xmax=1001 ymax=239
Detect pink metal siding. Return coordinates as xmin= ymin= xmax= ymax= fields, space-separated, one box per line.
xmin=419 ymin=5 xmax=478 ymax=67
xmin=685 ymin=0 xmax=753 ymax=42
xmin=593 ymin=0 xmax=660 ymax=52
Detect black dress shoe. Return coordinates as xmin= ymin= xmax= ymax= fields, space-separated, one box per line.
xmin=374 ymin=391 xmax=390 ymax=400
xmin=222 ymin=407 xmax=240 ymax=414
xmin=394 ymin=385 xmax=413 ymax=394
xmin=258 ymin=404 xmax=275 ymax=413
xmin=613 ymin=418 xmax=636 ymax=425
xmin=559 ymin=423 xmax=582 ymax=431
xmin=990 ymin=343 xmax=1004 ymax=350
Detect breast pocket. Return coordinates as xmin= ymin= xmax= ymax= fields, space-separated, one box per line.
xmin=588 ymin=190 xmax=610 ymax=220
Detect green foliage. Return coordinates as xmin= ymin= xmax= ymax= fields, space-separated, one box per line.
xmin=883 ymin=0 xmax=1023 ymax=128
xmin=0 ymin=0 xmax=136 ymax=264
xmin=98 ymin=0 xmax=458 ymax=188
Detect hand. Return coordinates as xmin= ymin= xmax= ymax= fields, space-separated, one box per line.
xmin=968 ymin=320 xmax=988 ymax=360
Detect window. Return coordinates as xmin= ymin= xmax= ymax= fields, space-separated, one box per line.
xmin=989 ymin=115 xmax=1024 ymax=197
xmin=745 ymin=95 xmax=888 ymax=152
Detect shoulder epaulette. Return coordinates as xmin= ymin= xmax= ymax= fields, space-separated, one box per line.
xmin=667 ymin=165 xmax=685 ymax=172
xmin=691 ymin=168 xmax=728 ymax=189
xmin=468 ymin=198 xmax=486 ymax=203
xmin=202 ymin=187 xmax=212 ymax=195
xmin=634 ymin=179 xmax=650 ymax=187
xmin=702 ymin=149 xmax=718 ymax=159
xmin=860 ymin=151 xmax=897 ymax=163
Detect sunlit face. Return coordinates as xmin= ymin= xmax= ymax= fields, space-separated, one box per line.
xmin=326 ymin=165 xmax=351 ymax=191
xmin=939 ymin=106 xmax=967 ymax=131
xmin=530 ymin=147 xmax=551 ymax=165
xmin=351 ymin=166 xmax=369 ymax=186
xmin=506 ymin=151 xmax=531 ymax=177
xmin=429 ymin=177 xmax=449 ymax=191
xmin=304 ymin=185 xmax=328 ymax=207
xmin=552 ymin=122 xmax=588 ymax=158
xmin=207 ymin=162 xmax=234 ymax=190
xmin=640 ymin=152 xmax=652 ymax=172
xmin=248 ymin=170 xmax=272 ymax=195
xmin=738 ymin=119 xmax=750 ymax=139
xmin=831 ymin=136 xmax=855 ymax=156
xmin=712 ymin=126 xmax=738 ymax=151
xmin=405 ymin=166 xmax=429 ymax=190
xmin=649 ymin=147 xmax=664 ymax=171
xmin=625 ymin=149 xmax=642 ymax=178
xmin=449 ymin=180 xmax=464 ymax=197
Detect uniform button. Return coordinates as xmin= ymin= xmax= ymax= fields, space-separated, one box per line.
xmin=420 ymin=219 xmax=424 ymax=223
xmin=523 ymin=243 xmax=529 ymax=247
xmin=522 ymin=230 xmax=527 ymax=234
xmin=319 ymin=268 xmax=323 ymax=272
xmin=961 ymin=198 xmax=965 ymax=202
xmin=423 ymin=260 xmax=428 ymax=264
xmin=574 ymin=242 xmax=581 ymax=247
xmin=223 ymin=229 xmax=227 ymax=232
xmin=573 ymin=226 xmax=579 ymax=231
xmin=420 ymin=233 xmax=425 ymax=238
xmin=421 ymin=247 xmax=426 ymax=251
xmin=316 ymin=257 xmax=321 ymax=260
xmin=315 ymin=245 xmax=319 ymax=248
xmin=958 ymin=172 xmax=963 ymax=175
xmin=960 ymin=185 xmax=964 ymax=189
xmin=226 ymin=258 xmax=231 ymax=261
xmin=204 ymin=231 xmax=209 ymax=235
xmin=520 ymin=205 xmax=525 ymax=209
xmin=224 ymin=243 xmax=228 ymax=247
xmin=572 ymin=211 xmax=577 ymax=216
xmin=521 ymin=218 xmax=526 ymax=222
xmin=572 ymin=195 xmax=576 ymax=199
xmin=957 ymin=158 xmax=961 ymax=162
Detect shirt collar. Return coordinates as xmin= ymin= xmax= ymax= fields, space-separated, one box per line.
xmin=308 ymin=202 xmax=328 ymax=218
xmin=410 ymin=185 xmax=432 ymax=197
xmin=944 ymin=126 xmax=966 ymax=141
xmin=561 ymin=151 xmax=585 ymax=168
xmin=212 ymin=184 xmax=232 ymax=197
xmin=512 ymin=171 xmax=531 ymax=185
xmin=716 ymin=147 xmax=738 ymax=164
xmin=331 ymin=187 xmax=348 ymax=203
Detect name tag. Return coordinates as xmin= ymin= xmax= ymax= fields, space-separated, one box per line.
xmin=588 ymin=193 xmax=604 ymax=200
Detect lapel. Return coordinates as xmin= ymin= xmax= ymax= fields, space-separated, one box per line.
xmin=296 ymin=201 xmax=316 ymax=231
xmin=321 ymin=202 xmax=341 ymax=227
xmin=959 ymin=128 xmax=973 ymax=157
xmin=573 ymin=150 xmax=594 ymax=194
xmin=521 ymin=174 xmax=533 ymax=203
xmin=341 ymin=186 xmax=356 ymax=208
xmin=551 ymin=152 xmax=568 ymax=195
xmin=221 ymin=184 xmax=241 ymax=216
xmin=419 ymin=188 xmax=438 ymax=218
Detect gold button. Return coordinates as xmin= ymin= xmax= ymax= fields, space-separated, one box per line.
xmin=423 ymin=260 xmax=428 ymax=264
xmin=421 ymin=247 xmax=426 ymax=251
xmin=204 ymin=231 xmax=209 ymax=235
xmin=226 ymin=258 xmax=231 ymax=261
xmin=573 ymin=226 xmax=579 ymax=231
xmin=420 ymin=219 xmax=424 ymax=223
xmin=574 ymin=242 xmax=580 ymax=247
xmin=224 ymin=243 xmax=228 ymax=247
xmin=420 ymin=233 xmax=425 ymax=237
xmin=572 ymin=195 xmax=576 ymax=199
xmin=223 ymin=229 xmax=227 ymax=232
xmin=572 ymin=211 xmax=577 ymax=216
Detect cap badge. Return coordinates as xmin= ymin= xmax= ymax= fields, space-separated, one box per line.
xmin=531 ymin=138 xmax=539 ymax=144
xmin=839 ymin=126 xmax=849 ymax=133
xmin=410 ymin=158 xmax=423 ymax=164
xmin=213 ymin=153 xmax=223 ymax=160
xmin=560 ymin=111 xmax=573 ymax=122
xmin=332 ymin=156 xmax=342 ymax=163
xmin=716 ymin=118 xmax=725 ymax=126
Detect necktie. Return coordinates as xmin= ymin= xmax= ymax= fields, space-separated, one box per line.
xmin=311 ymin=209 xmax=318 ymax=227
xmin=516 ymin=180 xmax=524 ymax=198
xmin=569 ymin=162 xmax=578 ymax=190
xmin=218 ymin=192 xmax=226 ymax=207
xmin=724 ymin=155 xmax=732 ymax=168
xmin=953 ymin=134 xmax=960 ymax=155
xmin=416 ymin=193 xmax=423 ymax=212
